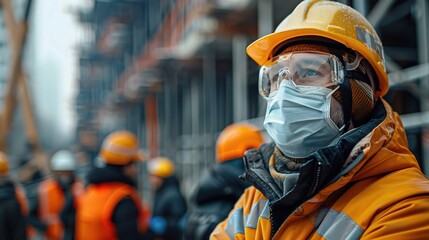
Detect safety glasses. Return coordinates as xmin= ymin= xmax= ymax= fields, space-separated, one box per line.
xmin=259 ymin=51 xmax=345 ymax=99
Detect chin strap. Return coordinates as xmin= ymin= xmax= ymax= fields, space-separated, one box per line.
xmin=329 ymin=48 xmax=371 ymax=130
xmin=342 ymin=70 xmax=372 ymax=129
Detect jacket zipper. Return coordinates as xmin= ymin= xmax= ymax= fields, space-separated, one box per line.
xmin=271 ymin=161 xmax=322 ymax=239
xmin=271 ymin=204 xmax=302 ymax=239
xmin=272 ymin=152 xmax=365 ymax=239
xmin=270 ymin=208 xmax=275 ymax=238
xmin=309 ymin=161 xmax=322 ymax=197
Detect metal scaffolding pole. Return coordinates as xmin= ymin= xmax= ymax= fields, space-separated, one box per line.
xmin=389 ymin=63 xmax=429 ymax=87
xmin=164 ymin=67 xmax=179 ymax=161
xmin=257 ymin=0 xmax=273 ymax=117
xmin=416 ymin=0 xmax=429 ymax=175
xmin=353 ymin=0 xmax=368 ymax=16
xmin=233 ymin=35 xmax=248 ymax=122
xmin=190 ymin=74 xmax=201 ymax=184
xmin=367 ymin=0 xmax=396 ymax=28
xmin=203 ymin=46 xmax=217 ymax=167
xmin=401 ymin=111 xmax=429 ymax=130
xmin=257 ymin=0 xmax=273 ymax=38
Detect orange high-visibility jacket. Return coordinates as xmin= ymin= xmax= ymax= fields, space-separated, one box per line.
xmin=75 ymin=182 xmax=150 ymax=240
xmin=38 ymin=178 xmax=84 ymax=240
xmin=211 ymin=100 xmax=429 ymax=239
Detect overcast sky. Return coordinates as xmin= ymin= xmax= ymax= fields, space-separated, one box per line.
xmin=26 ymin=0 xmax=86 ymax=148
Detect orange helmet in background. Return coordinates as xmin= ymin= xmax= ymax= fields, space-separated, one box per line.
xmin=147 ymin=157 xmax=175 ymax=178
xmin=100 ymin=130 xmax=143 ymax=165
xmin=0 ymin=152 xmax=9 ymax=176
xmin=246 ymin=0 xmax=388 ymax=98
xmin=216 ymin=123 xmax=264 ymax=163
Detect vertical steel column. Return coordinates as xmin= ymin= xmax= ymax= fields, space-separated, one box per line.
xmin=190 ymin=74 xmax=200 ymax=184
xmin=181 ymin=75 xmax=192 ymax=188
xmin=233 ymin=35 xmax=248 ymax=122
xmin=203 ymin=47 xmax=216 ymax=167
xmin=257 ymin=0 xmax=273 ymax=117
xmin=257 ymin=0 xmax=273 ymax=38
xmin=353 ymin=0 xmax=368 ymax=16
xmin=167 ymin=68 xmax=179 ymax=165
xmin=416 ymin=0 xmax=429 ymax=175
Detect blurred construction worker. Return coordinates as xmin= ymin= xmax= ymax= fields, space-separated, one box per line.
xmin=211 ymin=0 xmax=429 ymax=239
xmin=18 ymin=142 xmax=50 ymax=185
xmin=184 ymin=123 xmax=264 ymax=240
xmin=76 ymin=130 xmax=150 ymax=240
xmin=28 ymin=150 xmax=84 ymax=240
xmin=147 ymin=157 xmax=187 ymax=240
xmin=0 ymin=152 xmax=27 ymax=240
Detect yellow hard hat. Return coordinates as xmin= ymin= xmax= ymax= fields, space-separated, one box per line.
xmin=247 ymin=0 xmax=388 ymax=97
xmin=100 ymin=130 xmax=143 ymax=165
xmin=0 ymin=152 xmax=9 ymax=176
xmin=216 ymin=123 xmax=264 ymax=162
xmin=147 ymin=157 xmax=175 ymax=178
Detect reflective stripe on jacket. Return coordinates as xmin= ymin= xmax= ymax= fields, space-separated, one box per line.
xmin=75 ymin=182 xmax=149 ymax=240
xmin=38 ymin=179 xmax=83 ymax=240
xmin=211 ymin=99 xmax=429 ymax=239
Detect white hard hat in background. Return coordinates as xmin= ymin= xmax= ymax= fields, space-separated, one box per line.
xmin=51 ymin=150 xmax=76 ymax=171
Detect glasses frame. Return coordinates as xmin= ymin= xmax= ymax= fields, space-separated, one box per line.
xmin=258 ymin=51 xmax=346 ymax=100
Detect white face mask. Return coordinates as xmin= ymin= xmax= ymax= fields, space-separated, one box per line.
xmin=263 ymin=80 xmax=344 ymax=158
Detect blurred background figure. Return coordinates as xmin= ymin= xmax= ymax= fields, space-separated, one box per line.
xmin=17 ymin=143 xmax=50 ymax=187
xmin=28 ymin=150 xmax=83 ymax=240
xmin=76 ymin=130 xmax=150 ymax=240
xmin=147 ymin=157 xmax=187 ymax=240
xmin=0 ymin=151 xmax=27 ymax=240
xmin=184 ymin=123 xmax=264 ymax=240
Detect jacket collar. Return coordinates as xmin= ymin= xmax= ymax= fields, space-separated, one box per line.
xmin=87 ymin=165 xmax=136 ymax=187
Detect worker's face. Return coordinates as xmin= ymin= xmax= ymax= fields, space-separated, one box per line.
xmin=261 ymin=51 xmax=346 ymax=157
xmin=54 ymin=171 xmax=74 ymax=185
xmin=122 ymin=162 xmax=138 ymax=180
xmin=149 ymin=174 xmax=163 ymax=190
xmin=261 ymin=51 xmax=345 ymax=127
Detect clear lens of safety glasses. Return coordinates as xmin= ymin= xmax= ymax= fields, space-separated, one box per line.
xmin=259 ymin=51 xmax=345 ymax=99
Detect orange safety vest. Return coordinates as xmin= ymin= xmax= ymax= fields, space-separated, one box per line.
xmin=76 ymin=182 xmax=150 ymax=240
xmin=38 ymin=178 xmax=84 ymax=240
